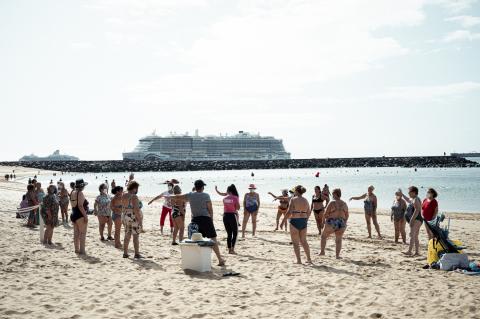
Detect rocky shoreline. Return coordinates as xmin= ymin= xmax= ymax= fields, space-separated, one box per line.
xmin=1 ymin=156 xmax=478 ymax=173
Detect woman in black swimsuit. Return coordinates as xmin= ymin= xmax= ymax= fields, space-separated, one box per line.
xmin=70 ymin=179 xmax=89 ymax=255
xmin=311 ymin=186 xmax=327 ymax=235
xmin=170 ymin=185 xmax=186 ymax=245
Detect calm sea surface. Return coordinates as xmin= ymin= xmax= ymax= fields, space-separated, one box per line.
xmin=28 ymin=161 xmax=480 ymax=213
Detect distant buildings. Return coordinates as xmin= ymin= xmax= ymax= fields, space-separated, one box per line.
xmin=19 ymin=150 xmax=79 ymax=162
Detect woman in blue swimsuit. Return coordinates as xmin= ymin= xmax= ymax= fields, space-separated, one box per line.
xmin=242 ymin=184 xmax=260 ymax=238
xmin=321 ymin=188 xmax=349 ymax=259
xmin=285 ymin=185 xmax=312 ymax=264
xmin=350 ymin=185 xmax=382 ymax=239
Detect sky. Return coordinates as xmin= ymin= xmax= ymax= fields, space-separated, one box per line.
xmin=0 ymin=0 xmax=479 ymax=160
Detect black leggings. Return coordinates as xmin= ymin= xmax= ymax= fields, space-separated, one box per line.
xmin=223 ymin=214 xmax=238 ymax=249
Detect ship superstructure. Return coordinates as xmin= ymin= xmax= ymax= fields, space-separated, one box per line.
xmin=123 ymin=131 xmax=290 ymax=161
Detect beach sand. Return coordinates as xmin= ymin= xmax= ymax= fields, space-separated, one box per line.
xmin=0 ymin=165 xmax=479 ymax=319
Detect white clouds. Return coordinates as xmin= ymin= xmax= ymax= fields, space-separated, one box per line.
xmin=128 ymin=0 xmax=431 ymax=107
xmin=372 ymin=82 xmax=480 ymax=101
xmin=445 ymin=15 xmax=480 ymax=27
xmin=436 ymin=0 xmax=478 ymax=13
xmin=442 ymin=29 xmax=480 ymax=42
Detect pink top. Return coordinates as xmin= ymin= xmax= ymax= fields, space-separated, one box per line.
xmin=223 ymin=195 xmax=239 ymax=213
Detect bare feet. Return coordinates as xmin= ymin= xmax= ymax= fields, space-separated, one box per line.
xmin=336 ymin=256 xmax=342 ymax=260
xmin=218 ymin=260 xmax=226 ymax=266
xmin=319 ymin=251 xmax=325 ymax=256
xmin=402 ymin=251 xmax=413 ymax=256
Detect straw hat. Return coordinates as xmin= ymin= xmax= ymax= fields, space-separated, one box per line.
xmin=191 ymin=233 xmax=204 ymax=242
xmin=248 ymin=184 xmax=257 ymax=190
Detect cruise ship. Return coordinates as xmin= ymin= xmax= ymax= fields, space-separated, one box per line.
xmin=123 ymin=131 xmax=291 ymax=161
xmin=19 ymin=150 xmax=79 ymax=162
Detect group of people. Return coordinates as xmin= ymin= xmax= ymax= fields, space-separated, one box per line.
xmin=19 ymin=173 xmax=439 ymax=265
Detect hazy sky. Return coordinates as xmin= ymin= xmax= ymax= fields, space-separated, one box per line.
xmin=1 ymin=0 xmax=479 ymax=160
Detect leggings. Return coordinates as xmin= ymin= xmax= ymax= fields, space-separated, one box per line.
xmin=160 ymin=206 xmax=173 ymax=228
xmin=223 ymin=214 xmax=238 ymax=249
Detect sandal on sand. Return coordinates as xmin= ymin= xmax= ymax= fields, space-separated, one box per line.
xmin=100 ymin=236 xmax=105 ymax=241
xmin=172 ymin=242 xmax=179 ymax=246
xmin=107 ymin=236 xmax=114 ymax=241
xmin=123 ymin=253 xmax=129 ymax=258
xmin=222 ymin=272 xmax=240 ymax=277
xmin=134 ymin=254 xmax=143 ymax=259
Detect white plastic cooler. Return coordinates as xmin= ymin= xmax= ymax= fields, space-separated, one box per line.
xmin=179 ymin=242 xmax=212 ymax=272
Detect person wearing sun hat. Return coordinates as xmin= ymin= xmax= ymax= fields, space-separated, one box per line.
xmin=242 ymin=184 xmax=260 ymax=238
xmin=169 ymin=180 xmax=225 ymax=266
xmin=70 ymin=179 xmax=89 ymax=255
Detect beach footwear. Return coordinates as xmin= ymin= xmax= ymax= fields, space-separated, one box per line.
xmin=134 ymin=254 xmax=143 ymax=259
xmin=172 ymin=242 xmax=179 ymax=246
xmin=107 ymin=236 xmax=114 ymax=241
xmin=123 ymin=253 xmax=129 ymax=258
xmin=100 ymin=236 xmax=105 ymax=241
xmin=222 ymin=272 xmax=240 ymax=277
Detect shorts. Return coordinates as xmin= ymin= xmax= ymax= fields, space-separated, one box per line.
xmin=112 ymin=213 xmax=121 ymax=221
xmin=192 ymin=216 xmax=217 ymax=238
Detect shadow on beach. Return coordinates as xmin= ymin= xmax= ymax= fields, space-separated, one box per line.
xmin=78 ymin=254 xmax=101 ymax=264
xmin=133 ymin=258 xmax=163 ymax=270
xmin=310 ymin=264 xmax=361 ymax=277
xmin=183 ymin=267 xmax=243 ymax=280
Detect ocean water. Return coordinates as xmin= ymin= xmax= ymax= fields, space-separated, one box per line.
xmin=28 ymin=166 xmax=480 ymax=213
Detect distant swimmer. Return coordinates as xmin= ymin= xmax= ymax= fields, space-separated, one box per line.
xmin=315 ymin=172 xmax=320 ymax=178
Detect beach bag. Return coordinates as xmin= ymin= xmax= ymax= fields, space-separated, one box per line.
xmin=188 ymin=222 xmax=199 ymax=239
xmin=439 ymin=253 xmax=469 ymax=271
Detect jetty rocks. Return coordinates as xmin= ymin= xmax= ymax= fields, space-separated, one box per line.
xmin=2 ymin=156 xmax=478 ymax=173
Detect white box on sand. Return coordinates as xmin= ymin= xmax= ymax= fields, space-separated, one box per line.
xmin=179 ymin=242 xmax=212 ymax=272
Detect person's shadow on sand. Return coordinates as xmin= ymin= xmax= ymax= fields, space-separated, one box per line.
xmin=133 ymin=259 xmax=163 ymax=270
xmin=78 ymin=254 xmax=101 ymax=264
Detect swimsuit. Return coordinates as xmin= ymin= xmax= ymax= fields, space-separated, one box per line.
xmin=95 ymin=194 xmax=112 ymax=217
xmin=290 ymin=218 xmax=308 ymax=230
xmin=364 ymin=197 xmax=375 ymax=215
xmin=326 ymin=218 xmax=346 ymax=230
xmin=112 ymin=202 xmax=123 ymax=221
xmin=41 ymin=194 xmax=59 ymax=227
xmin=391 ymin=201 xmax=406 ymax=222
xmin=172 ymin=204 xmax=184 ymax=219
xmin=122 ymin=195 xmax=141 ymax=235
xmin=59 ymin=192 xmax=69 ymax=208
xmin=278 ymin=198 xmax=289 ymax=211
xmin=289 ymin=210 xmax=308 ymax=230
xmin=312 ymin=195 xmax=325 ymax=214
xmin=405 ymin=202 xmax=423 ymax=224
xmin=245 ymin=194 xmax=258 ymax=213
xmin=70 ymin=192 xmax=89 ymax=223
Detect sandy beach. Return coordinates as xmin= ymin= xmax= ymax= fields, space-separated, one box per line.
xmin=0 ymin=165 xmax=479 ymax=319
